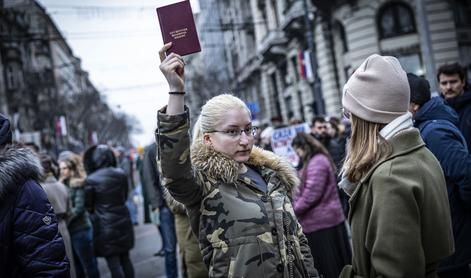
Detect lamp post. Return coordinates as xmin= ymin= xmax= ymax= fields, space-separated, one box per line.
xmin=302 ymin=0 xmax=325 ymax=115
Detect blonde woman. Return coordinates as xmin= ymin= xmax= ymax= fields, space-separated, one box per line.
xmin=338 ymin=54 xmax=454 ymax=277
xmin=156 ymin=43 xmax=318 ymax=277
xmin=59 ymin=153 xmax=99 ymax=278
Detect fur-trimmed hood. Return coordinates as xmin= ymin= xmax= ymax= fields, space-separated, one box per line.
xmin=0 ymin=146 xmax=43 ymax=201
xmin=68 ymin=177 xmax=85 ymax=188
xmin=190 ymin=142 xmax=299 ymax=192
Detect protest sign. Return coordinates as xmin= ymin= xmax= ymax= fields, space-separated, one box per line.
xmin=270 ymin=123 xmax=310 ymax=167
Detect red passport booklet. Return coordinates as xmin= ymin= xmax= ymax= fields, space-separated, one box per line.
xmin=156 ymin=0 xmax=201 ymax=56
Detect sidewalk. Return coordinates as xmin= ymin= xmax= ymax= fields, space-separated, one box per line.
xmin=97 ymin=212 xmax=166 ymax=277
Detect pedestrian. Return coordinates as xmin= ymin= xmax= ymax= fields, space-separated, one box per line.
xmin=59 ymin=152 xmax=100 ymax=278
xmin=0 ymin=113 xmax=70 ymax=277
xmin=40 ymin=153 xmax=77 ymax=278
xmin=136 ymin=145 xmax=152 ymax=224
xmin=291 ymin=133 xmax=351 ymax=278
xmin=338 ymin=54 xmax=454 ymax=277
xmin=437 ymin=62 xmax=471 ymax=150
xmin=83 ymin=144 xmax=135 ymax=278
xmin=309 ymin=116 xmax=344 ymax=172
xmin=115 ymin=146 xmax=139 ymax=225
xmin=142 ymin=142 xmax=178 ymax=278
xmin=156 ymin=42 xmax=319 ymax=277
xmin=408 ymin=73 xmax=471 ymax=278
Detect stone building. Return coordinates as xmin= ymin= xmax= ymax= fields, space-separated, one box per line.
xmin=191 ymin=0 xmax=470 ymax=125
xmin=1 ymin=0 xmax=133 ymax=151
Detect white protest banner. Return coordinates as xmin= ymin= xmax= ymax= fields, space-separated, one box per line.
xmin=271 ymin=123 xmax=310 ymax=167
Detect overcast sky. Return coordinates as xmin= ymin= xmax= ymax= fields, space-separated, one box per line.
xmin=37 ymin=0 xmax=199 ymax=147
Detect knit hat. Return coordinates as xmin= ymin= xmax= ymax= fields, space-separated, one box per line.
xmin=0 ymin=113 xmax=12 ymax=147
xmin=342 ymin=54 xmax=410 ymax=124
xmin=407 ymin=73 xmax=431 ymax=106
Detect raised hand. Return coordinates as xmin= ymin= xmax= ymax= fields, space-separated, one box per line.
xmin=159 ymin=42 xmax=185 ymax=92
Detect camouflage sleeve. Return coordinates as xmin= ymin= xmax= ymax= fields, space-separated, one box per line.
xmin=156 ymin=106 xmax=204 ymax=209
xmin=297 ymin=222 xmax=319 ymax=277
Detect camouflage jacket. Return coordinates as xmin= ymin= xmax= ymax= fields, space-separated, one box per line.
xmin=156 ymin=108 xmax=318 ymax=278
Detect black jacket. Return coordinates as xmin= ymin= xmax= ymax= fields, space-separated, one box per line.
xmin=0 ymin=147 xmax=69 ymax=277
xmin=142 ymin=143 xmax=166 ymax=210
xmin=84 ymin=145 xmax=134 ymax=257
xmin=446 ymin=87 xmax=471 ymax=152
xmin=414 ymin=97 xmax=471 ymax=272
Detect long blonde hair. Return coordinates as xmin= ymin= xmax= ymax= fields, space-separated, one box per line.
xmin=342 ymin=114 xmax=392 ymax=183
xmin=192 ymin=94 xmax=251 ymax=144
xmin=59 ymin=153 xmax=86 ymax=180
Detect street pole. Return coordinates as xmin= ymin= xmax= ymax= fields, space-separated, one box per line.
xmin=302 ymin=0 xmax=325 ymax=115
xmin=416 ymin=0 xmax=438 ymax=92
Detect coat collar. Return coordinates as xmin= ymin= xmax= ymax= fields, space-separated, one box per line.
xmin=190 ymin=142 xmax=299 ymax=193
xmin=0 ymin=146 xmax=43 ymax=201
xmin=359 ymin=128 xmax=425 ymax=184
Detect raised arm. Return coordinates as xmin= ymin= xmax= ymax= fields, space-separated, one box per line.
xmin=159 ymin=42 xmax=185 ymax=115
xmin=156 ymin=44 xmax=204 ymax=223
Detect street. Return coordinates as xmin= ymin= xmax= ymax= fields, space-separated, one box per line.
xmin=97 ymin=207 xmax=169 ymax=278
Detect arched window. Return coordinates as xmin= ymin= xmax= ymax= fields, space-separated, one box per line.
xmin=377 ymin=2 xmax=416 ymax=39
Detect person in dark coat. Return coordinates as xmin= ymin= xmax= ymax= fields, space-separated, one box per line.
xmin=143 ymin=143 xmax=178 ymax=277
xmin=408 ymin=73 xmax=471 ymax=278
xmin=83 ymin=145 xmax=135 ymax=278
xmin=0 ymin=113 xmax=70 ymax=277
xmin=437 ymin=63 xmax=471 ymax=151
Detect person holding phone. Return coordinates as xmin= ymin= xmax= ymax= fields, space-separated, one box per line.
xmin=155 ymin=42 xmax=319 ymax=277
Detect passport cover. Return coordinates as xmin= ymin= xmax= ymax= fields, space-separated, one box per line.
xmin=157 ymin=0 xmax=201 ymax=56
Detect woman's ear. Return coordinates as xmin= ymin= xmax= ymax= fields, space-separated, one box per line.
xmin=203 ymin=133 xmax=212 ymax=146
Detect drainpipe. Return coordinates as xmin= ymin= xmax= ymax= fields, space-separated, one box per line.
xmin=302 ymin=0 xmax=325 ymax=115
xmin=416 ymin=0 xmax=438 ymax=92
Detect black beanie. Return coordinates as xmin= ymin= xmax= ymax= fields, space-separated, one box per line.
xmin=407 ymin=73 xmax=431 ymax=106
xmin=0 ymin=113 xmax=12 ymax=147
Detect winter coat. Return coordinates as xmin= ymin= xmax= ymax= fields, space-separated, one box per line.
xmin=83 ymin=145 xmax=135 ymax=257
xmin=0 ymin=147 xmax=69 ymax=277
xmin=414 ymin=96 xmax=471 ymax=272
xmin=143 ymin=143 xmax=170 ymax=211
xmin=293 ymin=154 xmax=345 ymax=233
xmin=157 ymin=108 xmax=319 ymax=278
xmin=64 ymin=177 xmax=92 ymax=233
xmin=41 ymin=176 xmax=77 ymax=278
xmin=339 ymin=129 xmax=454 ymax=278
xmin=446 ymin=88 xmax=471 ymax=151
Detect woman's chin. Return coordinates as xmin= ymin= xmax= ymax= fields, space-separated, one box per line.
xmin=234 ymin=152 xmax=251 ymax=163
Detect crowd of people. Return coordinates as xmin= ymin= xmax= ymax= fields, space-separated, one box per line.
xmin=0 ymin=42 xmax=470 ymax=278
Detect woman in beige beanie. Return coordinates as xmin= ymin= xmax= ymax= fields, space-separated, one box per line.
xmin=338 ymin=54 xmax=454 ymax=278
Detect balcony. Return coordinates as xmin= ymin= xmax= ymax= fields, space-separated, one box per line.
xmin=280 ymin=0 xmax=304 ymax=39
xmin=236 ymin=54 xmax=263 ymax=84
xmin=309 ymin=0 xmax=357 ymax=14
xmin=258 ymin=30 xmax=287 ymax=63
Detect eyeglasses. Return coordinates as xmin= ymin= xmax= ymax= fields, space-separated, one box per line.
xmin=207 ymin=126 xmax=257 ymax=139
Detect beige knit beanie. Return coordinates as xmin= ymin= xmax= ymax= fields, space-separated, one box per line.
xmin=342 ymin=54 xmax=410 ymax=124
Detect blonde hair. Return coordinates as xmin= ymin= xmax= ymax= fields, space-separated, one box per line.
xmin=342 ymin=114 xmax=392 ymax=183
xmin=59 ymin=153 xmax=86 ymax=179
xmin=192 ymin=94 xmax=251 ymax=143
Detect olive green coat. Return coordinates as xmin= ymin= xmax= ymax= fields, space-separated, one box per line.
xmin=339 ymin=129 xmax=454 ymax=278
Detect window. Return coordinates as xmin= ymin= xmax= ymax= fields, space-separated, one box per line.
xmin=270 ymin=72 xmax=282 ymax=117
xmin=452 ymin=0 xmax=471 ymax=27
xmin=6 ymin=65 xmax=17 ymax=90
xmin=377 ymin=2 xmax=416 ymax=39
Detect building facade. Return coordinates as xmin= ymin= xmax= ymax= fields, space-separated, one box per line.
xmin=0 ymin=0 xmax=133 ymax=152
xmin=191 ymin=0 xmax=470 ymax=125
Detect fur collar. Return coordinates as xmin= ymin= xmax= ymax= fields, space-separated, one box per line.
xmin=68 ymin=177 xmax=85 ymax=188
xmin=190 ymin=142 xmax=299 ymax=192
xmin=0 ymin=146 xmax=43 ymax=201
